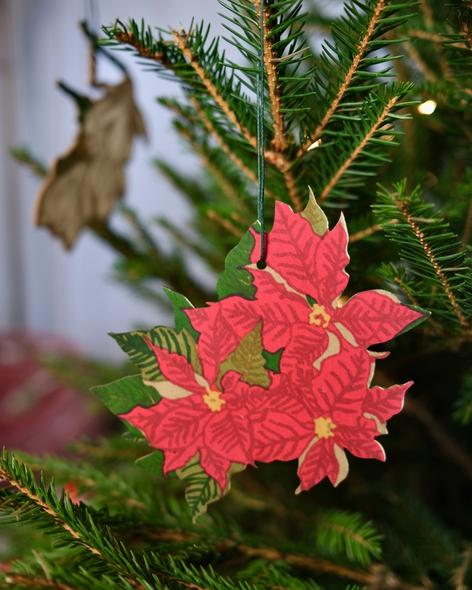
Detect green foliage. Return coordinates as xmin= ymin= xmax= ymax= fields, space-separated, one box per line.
xmin=216 ymin=223 xmax=259 ymax=300
xmin=110 ymin=326 xmax=201 ymax=382
xmin=374 ymin=180 xmax=472 ymax=336
xmin=217 ymin=323 xmax=270 ymax=388
xmin=92 ymin=375 xmax=161 ymax=415
xmin=453 ymin=370 xmax=472 ymax=424
xmin=315 ymin=510 xmax=383 ymax=566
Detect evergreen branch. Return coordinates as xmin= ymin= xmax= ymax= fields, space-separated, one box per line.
xmin=395 ymin=198 xmax=470 ymax=330
xmin=402 ymin=40 xmax=437 ymax=81
xmin=171 ymin=29 xmax=257 ymax=149
xmin=392 ymin=274 xmax=447 ymax=337
xmin=207 ymin=210 xmax=245 ymax=237
xmin=300 ymin=0 xmax=386 ymax=154
xmin=0 ymin=465 xmax=102 ymax=561
xmin=189 ymin=97 xmax=276 ymax=200
xmin=253 ymin=0 xmax=288 ymax=151
xmin=3 ymin=574 xmax=77 ymax=590
xmin=461 ymin=196 xmax=472 ymax=245
xmin=349 ymin=219 xmax=398 ymax=243
xmin=236 ymin=546 xmax=374 ymax=585
xmin=451 ymin=544 xmax=472 ymax=590
xmin=10 ymin=146 xmax=48 ymax=177
xmin=319 ymin=94 xmax=399 ymax=203
xmin=266 ymin=152 xmax=303 ymax=211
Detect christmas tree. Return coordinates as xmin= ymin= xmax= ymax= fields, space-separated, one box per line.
xmin=4 ymin=0 xmax=472 ymax=588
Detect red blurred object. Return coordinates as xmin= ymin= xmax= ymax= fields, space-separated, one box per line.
xmin=0 ymin=331 xmax=106 ymax=455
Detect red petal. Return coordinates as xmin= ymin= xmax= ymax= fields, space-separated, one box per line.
xmin=145 ymin=338 xmax=202 ymax=396
xmin=200 ymin=448 xmax=231 ymax=491
xmin=312 ymin=216 xmax=350 ymax=306
xmin=264 ymin=202 xmax=323 ymax=296
xmin=345 ymin=438 xmax=386 ymax=461
xmin=363 ymin=382 xmax=411 ymax=424
xmin=122 ymin=397 xmax=207 ymax=451
xmin=253 ymin=409 xmax=312 ymax=462
xmin=297 ymin=438 xmax=342 ymax=490
xmin=163 ymin=446 xmax=196 ymax=474
xmin=302 ymin=348 xmax=371 ymax=420
xmin=186 ymin=302 xmax=251 ymax=384
xmin=204 ymin=406 xmax=254 ymax=465
xmin=335 ymin=290 xmax=427 ymax=347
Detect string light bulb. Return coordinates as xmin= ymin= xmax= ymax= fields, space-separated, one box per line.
xmin=418 ymin=100 xmax=437 ymax=115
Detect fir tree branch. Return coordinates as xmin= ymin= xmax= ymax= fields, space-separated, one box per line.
xmin=171 ymin=30 xmax=257 ymax=150
xmin=300 ymin=0 xmax=386 ymax=154
xmin=0 ymin=466 xmax=102 ymax=560
xmin=462 ymin=196 xmax=472 ymax=246
xmin=349 ymin=219 xmax=398 ymax=243
xmin=253 ymin=0 xmax=288 ymax=151
xmin=190 ymin=97 xmax=276 ymax=200
xmin=265 ymin=152 xmax=303 ymax=211
xmin=395 ymin=198 xmax=471 ymax=330
xmin=392 ymin=275 xmax=447 ymax=337
xmin=402 ymin=40 xmax=437 ymax=81
xmin=3 ymin=574 xmax=77 ymax=590
xmin=207 ymin=210 xmax=245 ymax=237
xmin=236 ymin=546 xmax=375 ymax=585
xmin=319 ymin=95 xmax=400 ymax=203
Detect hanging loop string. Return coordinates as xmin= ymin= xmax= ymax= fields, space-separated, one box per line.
xmin=256 ymin=0 xmax=266 ymax=268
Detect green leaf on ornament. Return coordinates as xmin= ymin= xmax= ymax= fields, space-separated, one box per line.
xmin=135 ymin=449 xmax=179 ymax=478
xmin=176 ymin=453 xmax=221 ymax=521
xmin=301 ymin=186 xmax=329 ymax=237
xmin=163 ymin=287 xmax=199 ymax=341
xmin=216 ymin=221 xmax=260 ymax=301
xmin=122 ymin=420 xmax=147 ymax=441
xmin=177 ymin=454 xmax=245 ymax=521
xmin=262 ymin=348 xmax=283 ymax=374
xmin=110 ymin=327 xmax=201 ymax=382
xmin=92 ymin=375 xmax=161 ymax=415
xmin=217 ymin=323 xmax=270 ymax=388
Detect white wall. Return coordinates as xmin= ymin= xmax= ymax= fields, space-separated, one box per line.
xmin=0 ymin=0 xmax=227 ymax=360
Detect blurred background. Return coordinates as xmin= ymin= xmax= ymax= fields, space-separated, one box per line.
xmin=0 ymin=0 xmax=228 ymax=361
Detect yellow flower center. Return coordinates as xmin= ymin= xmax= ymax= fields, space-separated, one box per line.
xmin=314 ymin=416 xmax=336 ymax=439
xmin=203 ymin=388 xmax=226 ymax=412
xmin=309 ymin=303 xmax=331 ymax=328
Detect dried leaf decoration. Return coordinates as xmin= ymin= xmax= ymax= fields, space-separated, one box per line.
xmin=35 ymin=77 xmax=146 ymax=248
xmin=93 ymin=188 xmax=430 ymax=520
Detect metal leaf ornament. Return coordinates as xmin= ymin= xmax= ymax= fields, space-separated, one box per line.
xmin=94 ymin=190 xmax=429 ymax=520
xmin=35 ymin=77 xmax=146 ymax=248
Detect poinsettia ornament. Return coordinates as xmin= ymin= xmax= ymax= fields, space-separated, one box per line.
xmin=94 ymin=189 xmax=429 ymax=519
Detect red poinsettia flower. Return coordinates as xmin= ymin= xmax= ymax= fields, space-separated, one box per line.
xmin=251 ymin=347 xmax=409 ymax=490
xmin=120 ymin=308 xmax=272 ymax=491
xmin=187 ymin=202 xmax=427 ymax=374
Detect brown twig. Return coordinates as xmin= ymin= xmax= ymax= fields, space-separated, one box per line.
xmin=299 ymin=0 xmax=387 ymax=155
xmin=396 ymin=199 xmax=471 ymax=330
xmin=404 ymin=398 xmax=472 ymax=480
xmin=253 ymin=0 xmax=287 ymax=151
xmin=172 ymin=30 xmax=257 ymax=150
xmin=319 ymin=96 xmax=399 ymax=203
xmin=403 ymin=40 xmax=437 ymax=81
xmin=349 ymin=219 xmax=398 ymax=243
